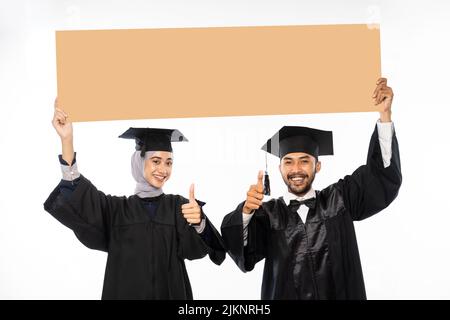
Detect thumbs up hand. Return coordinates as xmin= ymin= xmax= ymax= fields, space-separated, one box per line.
xmin=243 ymin=171 xmax=265 ymax=214
xmin=181 ymin=183 xmax=202 ymax=225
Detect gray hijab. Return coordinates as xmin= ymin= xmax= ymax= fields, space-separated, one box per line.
xmin=131 ymin=151 xmax=164 ymax=198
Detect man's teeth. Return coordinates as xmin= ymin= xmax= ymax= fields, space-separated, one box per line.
xmin=291 ymin=177 xmax=305 ymax=182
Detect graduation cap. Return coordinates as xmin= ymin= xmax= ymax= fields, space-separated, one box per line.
xmin=260 ymin=126 xmax=334 ymax=195
xmin=119 ymin=127 xmax=188 ymax=156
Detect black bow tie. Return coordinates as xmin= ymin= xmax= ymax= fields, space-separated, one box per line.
xmin=288 ymin=198 xmax=316 ymax=213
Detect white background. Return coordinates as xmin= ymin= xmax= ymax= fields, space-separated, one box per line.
xmin=1 ymin=0 xmax=449 ymax=299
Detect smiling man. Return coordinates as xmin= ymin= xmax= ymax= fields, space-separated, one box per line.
xmin=221 ymin=78 xmax=402 ymax=299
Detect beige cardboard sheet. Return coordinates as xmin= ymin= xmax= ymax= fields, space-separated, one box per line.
xmin=56 ymin=24 xmax=381 ymax=122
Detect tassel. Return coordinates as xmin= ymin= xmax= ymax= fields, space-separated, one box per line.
xmin=263 ymin=152 xmax=270 ymax=196
xmin=264 ymin=170 xmax=271 ymax=196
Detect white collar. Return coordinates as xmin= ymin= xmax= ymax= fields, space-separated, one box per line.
xmin=283 ymin=187 xmax=316 ymax=205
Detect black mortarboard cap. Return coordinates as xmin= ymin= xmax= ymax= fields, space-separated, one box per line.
xmin=261 ymin=126 xmax=333 ymax=159
xmin=119 ymin=127 xmax=188 ymax=156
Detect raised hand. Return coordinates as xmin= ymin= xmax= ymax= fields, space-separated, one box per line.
xmin=52 ymin=97 xmax=74 ymax=164
xmin=52 ymin=98 xmax=73 ymax=140
xmin=181 ymin=184 xmax=202 ymax=225
xmin=372 ymin=78 xmax=394 ymax=122
xmin=243 ymin=170 xmax=265 ymax=214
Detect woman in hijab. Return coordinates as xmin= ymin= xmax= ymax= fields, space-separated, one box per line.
xmin=44 ymin=99 xmax=225 ymax=300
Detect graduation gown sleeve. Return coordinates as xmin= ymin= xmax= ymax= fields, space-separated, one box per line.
xmin=221 ymin=201 xmax=271 ymax=272
xmin=176 ymin=197 xmax=226 ymax=265
xmin=43 ymin=175 xmax=124 ymax=252
xmin=335 ymin=124 xmax=402 ymax=221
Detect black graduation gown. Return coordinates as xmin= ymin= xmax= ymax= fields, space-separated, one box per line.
xmin=221 ymin=125 xmax=402 ymax=300
xmin=43 ymin=175 xmax=225 ymax=300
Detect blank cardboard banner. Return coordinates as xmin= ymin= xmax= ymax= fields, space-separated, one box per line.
xmin=56 ymin=24 xmax=381 ymax=122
